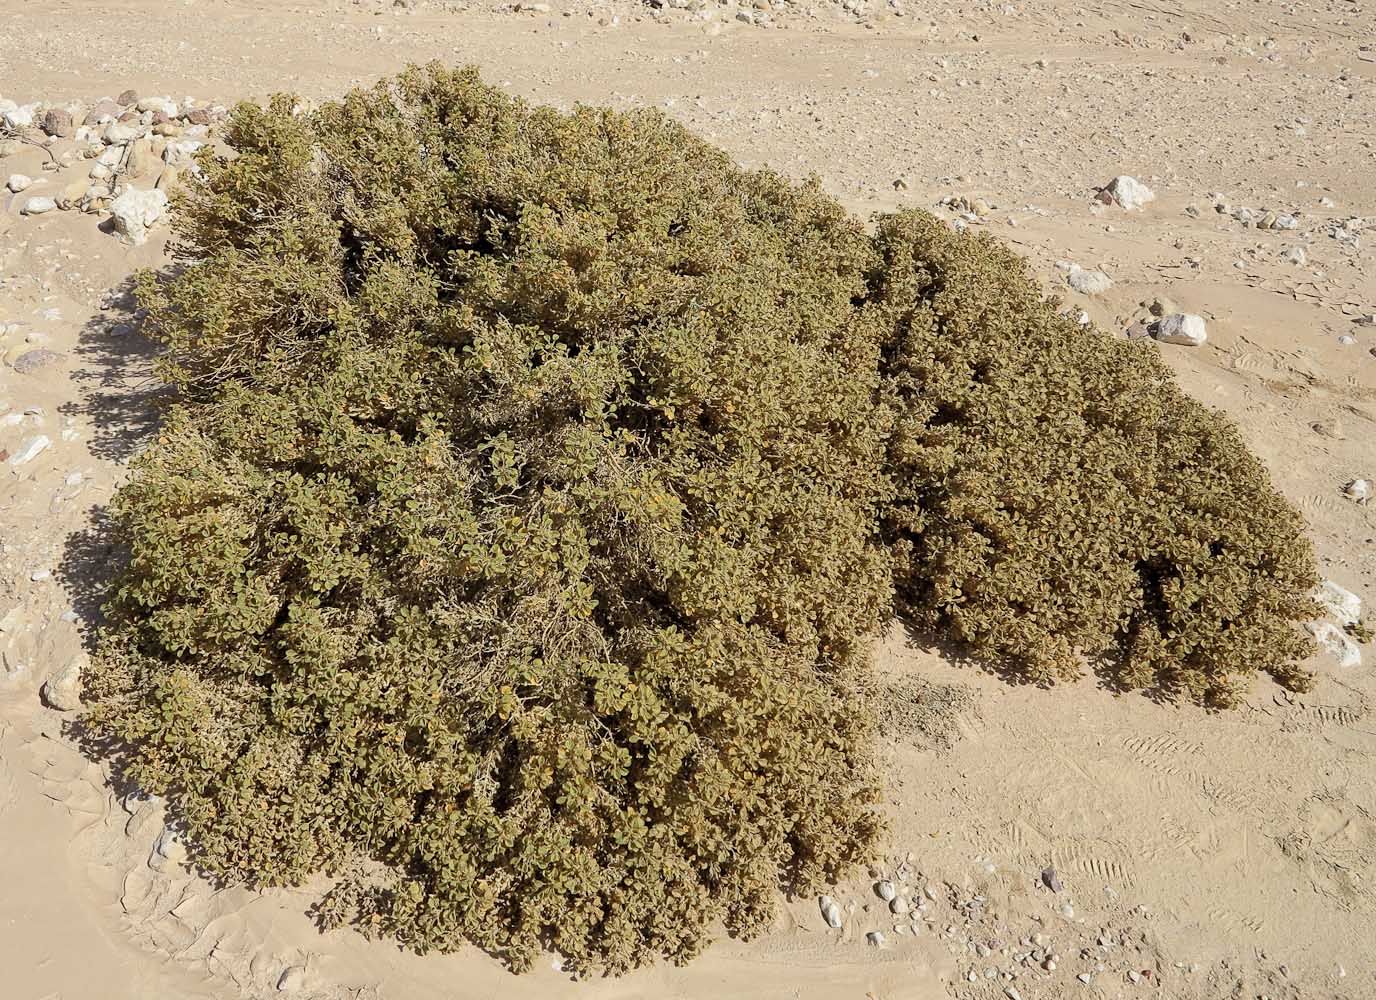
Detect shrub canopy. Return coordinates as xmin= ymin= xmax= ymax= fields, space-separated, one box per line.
xmin=86 ymin=63 xmax=1318 ymax=976
xmin=869 ymin=213 xmax=1319 ymax=706
xmin=89 ymin=64 xmax=893 ymax=975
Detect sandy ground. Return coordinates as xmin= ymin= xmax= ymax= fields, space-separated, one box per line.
xmin=1 ymin=0 xmax=1374 ymax=997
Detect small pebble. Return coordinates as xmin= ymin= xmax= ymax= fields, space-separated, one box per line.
xmin=20 ymin=196 xmax=57 ymax=216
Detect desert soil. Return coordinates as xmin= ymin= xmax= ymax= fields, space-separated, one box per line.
xmin=1 ymin=0 xmax=1374 ymax=998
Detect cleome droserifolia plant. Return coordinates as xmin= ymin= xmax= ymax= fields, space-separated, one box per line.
xmin=868 ymin=211 xmax=1320 ymax=707
xmin=84 ymin=63 xmax=1319 ymax=975
xmin=87 ymin=63 xmax=896 ymax=975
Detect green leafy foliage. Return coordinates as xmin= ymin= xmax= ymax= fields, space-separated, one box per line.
xmin=86 ymin=63 xmax=1320 ymax=977
xmin=869 ymin=211 xmax=1319 ymax=706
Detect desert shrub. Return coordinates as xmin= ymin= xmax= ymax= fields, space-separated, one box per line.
xmin=85 ymin=63 xmax=1323 ymax=978
xmin=85 ymin=64 xmax=894 ymax=974
xmin=869 ymin=211 xmax=1319 ymax=706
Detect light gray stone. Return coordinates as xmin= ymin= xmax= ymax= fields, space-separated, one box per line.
xmin=41 ymin=655 xmax=84 ymax=711
xmin=1105 ymin=175 xmax=1155 ymax=210
xmin=1153 ymin=313 xmax=1207 ymax=346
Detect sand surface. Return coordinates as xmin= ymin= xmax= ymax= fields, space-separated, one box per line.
xmin=1 ymin=1 xmax=1374 ymax=997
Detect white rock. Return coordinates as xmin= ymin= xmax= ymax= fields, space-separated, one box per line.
xmin=1307 ymin=622 xmax=1361 ymax=668
xmin=41 ymin=655 xmax=84 ymax=711
xmin=97 ymin=145 xmax=124 ymax=167
xmin=866 ymin=930 xmax=886 ymax=947
xmin=6 ymin=173 xmax=32 ymax=193
xmin=819 ymin=895 xmax=843 ymax=928
xmin=20 ymin=196 xmax=56 ymax=216
xmin=1315 ymin=580 xmax=1362 ymax=626
xmin=1154 ymin=313 xmax=1208 ymax=347
xmin=875 ymin=880 xmax=896 ymax=902
xmin=1342 ymin=479 xmax=1370 ymax=504
xmin=1067 ymin=265 xmax=1113 ymax=295
xmin=2 ymin=104 xmax=36 ymax=129
xmin=11 ymin=435 xmax=51 ymax=466
xmin=1105 ymin=175 xmax=1155 ymax=210
xmin=109 ymin=187 xmax=169 ymax=245
xmin=1282 ymin=246 xmax=1307 ymax=265
xmin=890 ymin=895 xmax=911 ymax=915
xmin=162 ymin=138 xmax=203 ymax=168
xmin=276 ymin=966 xmax=307 ymax=992
xmin=103 ymin=121 xmax=143 ymax=144
xmin=136 ymin=96 xmax=178 ymax=117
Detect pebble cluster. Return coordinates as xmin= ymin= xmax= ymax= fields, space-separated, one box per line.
xmin=1 ymin=90 xmax=226 ymax=244
xmin=814 ymin=853 xmax=1218 ymax=998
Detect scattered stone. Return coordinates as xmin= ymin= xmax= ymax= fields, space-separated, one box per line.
xmin=1147 ymin=296 xmax=1177 ymax=317
xmin=125 ymin=136 xmax=157 ymax=178
xmin=57 ymin=178 xmax=88 ymax=209
xmin=1342 ymin=479 xmax=1371 ymax=504
xmin=1067 ymin=265 xmax=1113 ymax=296
xmin=819 ymin=895 xmax=843 ymax=928
xmin=1103 ymin=175 xmax=1155 ymax=210
xmin=276 ymin=966 xmax=307 ymax=992
xmin=20 ymin=196 xmax=57 ymax=216
xmin=11 ymin=435 xmax=51 ymax=467
xmin=117 ymin=88 xmax=140 ymax=106
xmin=890 ymin=895 xmax=911 ymax=915
xmin=41 ymin=655 xmax=84 ymax=711
xmin=103 ymin=121 xmax=144 ymax=144
xmin=84 ymin=99 xmax=124 ymax=125
xmin=875 ymin=880 xmax=896 ymax=901
xmin=1041 ymin=867 xmax=1063 ymax=893
xmin=155 ymin=166 xmax=182 ymax=193
xmin=866 ymin=930 xmax=886 ymax=947
xmin=11 ymin=349 xmax=63 ymax=374
xmin=1077 ymin=972 xmax=1093 ymax=984
xmin=109 ymin=187 xmax=169 ymax=245
xmin=39 ymin=108 xmax=73 ymax=137
xmin=1312 ymin=417 xmax=1345 ymax=439
xmin=162 ymin=138 xmax=203 ymax=168
xmin=1153 ymin=313 xmax=1207 ymax=346
xmin=2 ymin=103 xmax=35 ymax=129
xmin=1315 ymin=580 xmax=1362 ymax=626
xmin=1282 ymin=246 xmax=1307 ymax=265
xmin=183 ymin=107 xmax=213 ymax=127
xmin=137 ymin=96 xmax=178 ymax=117
xmin=1307 ymin=622 xmax=1361 ymax=668
xmin=1125 ymin=321 xmax=1151 ymax=340
xmin=6 ymin=173 xmax=33 ymax=193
